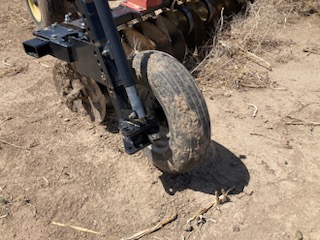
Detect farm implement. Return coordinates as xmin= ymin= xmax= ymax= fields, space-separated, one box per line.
xmin=23 ymin=0 xmax=241 ymax=173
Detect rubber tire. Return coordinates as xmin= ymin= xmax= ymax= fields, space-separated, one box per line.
xmin=131 ymin=50 xmax=211 ymax=173
xmin=26 ymin=0 xmax=66 ymax=29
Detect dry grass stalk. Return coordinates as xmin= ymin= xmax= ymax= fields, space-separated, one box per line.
xmin=51 ymin=221 xmax=103 ymax=236
xmin=2 ymin=58 xmax=14 ymax=67
xmin=270 ymin=81 xmax=287 ymax=91
xmin=0 ymin=138 xmax=30 ymax=152
xmin=122 ymin=213 xmax=178 ymax=240
xmin=187 ymin=187 xmax=233 ymax=224
xmin=38 ymin=61 xmax=50 ymax=68
xmin=284 ymin=116 xmax=320 ymax=126
xmin=0 ymin=214 xmax=8 ymax=219
xmin=0 ymin=116 xmax=13 ymax=124
xmin=303 ymin=47 xmax=320 ymax=55
xmin=0 ymin=62 xmax=29 ymax=78
xmin=42 ymin=176 xmax=49 ymax=183
xmin=237 ymin=46 xmax=272 ymax=71
xmin=247 ymin=103 xmax=258 ymax=117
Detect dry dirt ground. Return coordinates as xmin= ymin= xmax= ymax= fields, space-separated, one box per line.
xmin=0 ymin=1 xmax=320 ymax=240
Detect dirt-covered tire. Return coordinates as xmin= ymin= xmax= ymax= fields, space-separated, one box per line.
xmin=131 ymin=50 xmax=211 ymax=173
xmin=26 ymin=0 xmax=67 ymax=28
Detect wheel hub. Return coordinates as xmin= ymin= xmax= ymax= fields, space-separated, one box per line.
xmin=28 ymin=0 xmax=41 ymax=22
xmin=136 ymin=84 xmax=170 ymax=153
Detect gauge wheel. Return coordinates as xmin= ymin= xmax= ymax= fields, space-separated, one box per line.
xmin=26 ymin=0 xmax=66 ymax=28
xmin=131 ymin=50 xmax=211 ymax=173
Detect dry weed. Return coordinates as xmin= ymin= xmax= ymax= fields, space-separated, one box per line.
xmin=289 ymin=0 xmax=320 ymax=15
xmin=195 ymin=0 xmax=319 ymax=90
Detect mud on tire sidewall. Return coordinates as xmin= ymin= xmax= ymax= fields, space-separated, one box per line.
xmin=131 ymin=50 xmax=211 ymax=174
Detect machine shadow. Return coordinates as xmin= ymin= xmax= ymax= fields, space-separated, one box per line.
xmin=159 ymin=140 xmax=250 ymax=195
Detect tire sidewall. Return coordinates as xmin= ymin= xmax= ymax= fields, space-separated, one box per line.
xmin=132 ymin=50 xmax=211 ymax=173
xmin=26 ymin=0 xmax=67 ymax=29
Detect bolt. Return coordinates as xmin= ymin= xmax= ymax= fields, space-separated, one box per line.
xmin=51 ymin=22 xmax=58 ymax=27
xmin=68 ymin=28 xmax=73 ymax=32
xmin=102 ymin=49 xmax=110 ymax=57
xmin=51 ymin=34 xmax=57 ymax=39
xmin=148 ymin=133 xmax=161 ymax=142
xmin=100 ymin=72 xmax=107 ymax=82
xmin=129 ymin=112 xmax=137 ymax=120
xmin=64 ymin=13 xmax=72 ymax=23
xmin=80 ymin=22 xmax=86 ymax=28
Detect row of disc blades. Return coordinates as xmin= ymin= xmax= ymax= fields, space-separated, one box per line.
xmin=120 ymin=0 xmax=241 ymax=62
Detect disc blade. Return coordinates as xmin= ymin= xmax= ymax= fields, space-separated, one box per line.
xmin=134 ymin=21 xmax=175 ymax=56
xmin=155 ymin=16 xmax=186 ymax=62
xmin=177 ymin=6 xmax=206 ymax=48
xmin=186 ymin=1 xmax=209 ymax=22
xmin=120 ymin=28 xmax=155 ymax=51
xmin=163 ymin=10 xmax=190 ymax=36
xmin=222 ymin=0 xmax=237 ymax=15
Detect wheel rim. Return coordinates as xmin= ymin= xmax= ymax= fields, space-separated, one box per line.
xmin=28 ymin=0 xmax=41 ymax=23
xmin=136 ymin=84 xmax=170 ymax=153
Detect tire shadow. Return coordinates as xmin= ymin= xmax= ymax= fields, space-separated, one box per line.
xmin=159 ymin=140 xmax=250 ymax=195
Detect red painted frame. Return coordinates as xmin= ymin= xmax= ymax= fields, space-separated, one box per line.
xmin=121 ymin=0 xmax=163 ymax=11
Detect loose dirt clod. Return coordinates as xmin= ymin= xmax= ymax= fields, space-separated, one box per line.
xmin=294 ymin=230 xmax=304 ymax=240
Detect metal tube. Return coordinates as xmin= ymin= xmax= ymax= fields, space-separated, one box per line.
xmin=93 ymin=0 xmax=146 ymax=118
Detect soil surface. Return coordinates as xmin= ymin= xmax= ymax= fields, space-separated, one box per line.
xmin=1 ymin=1 xmax=320 ymax=240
